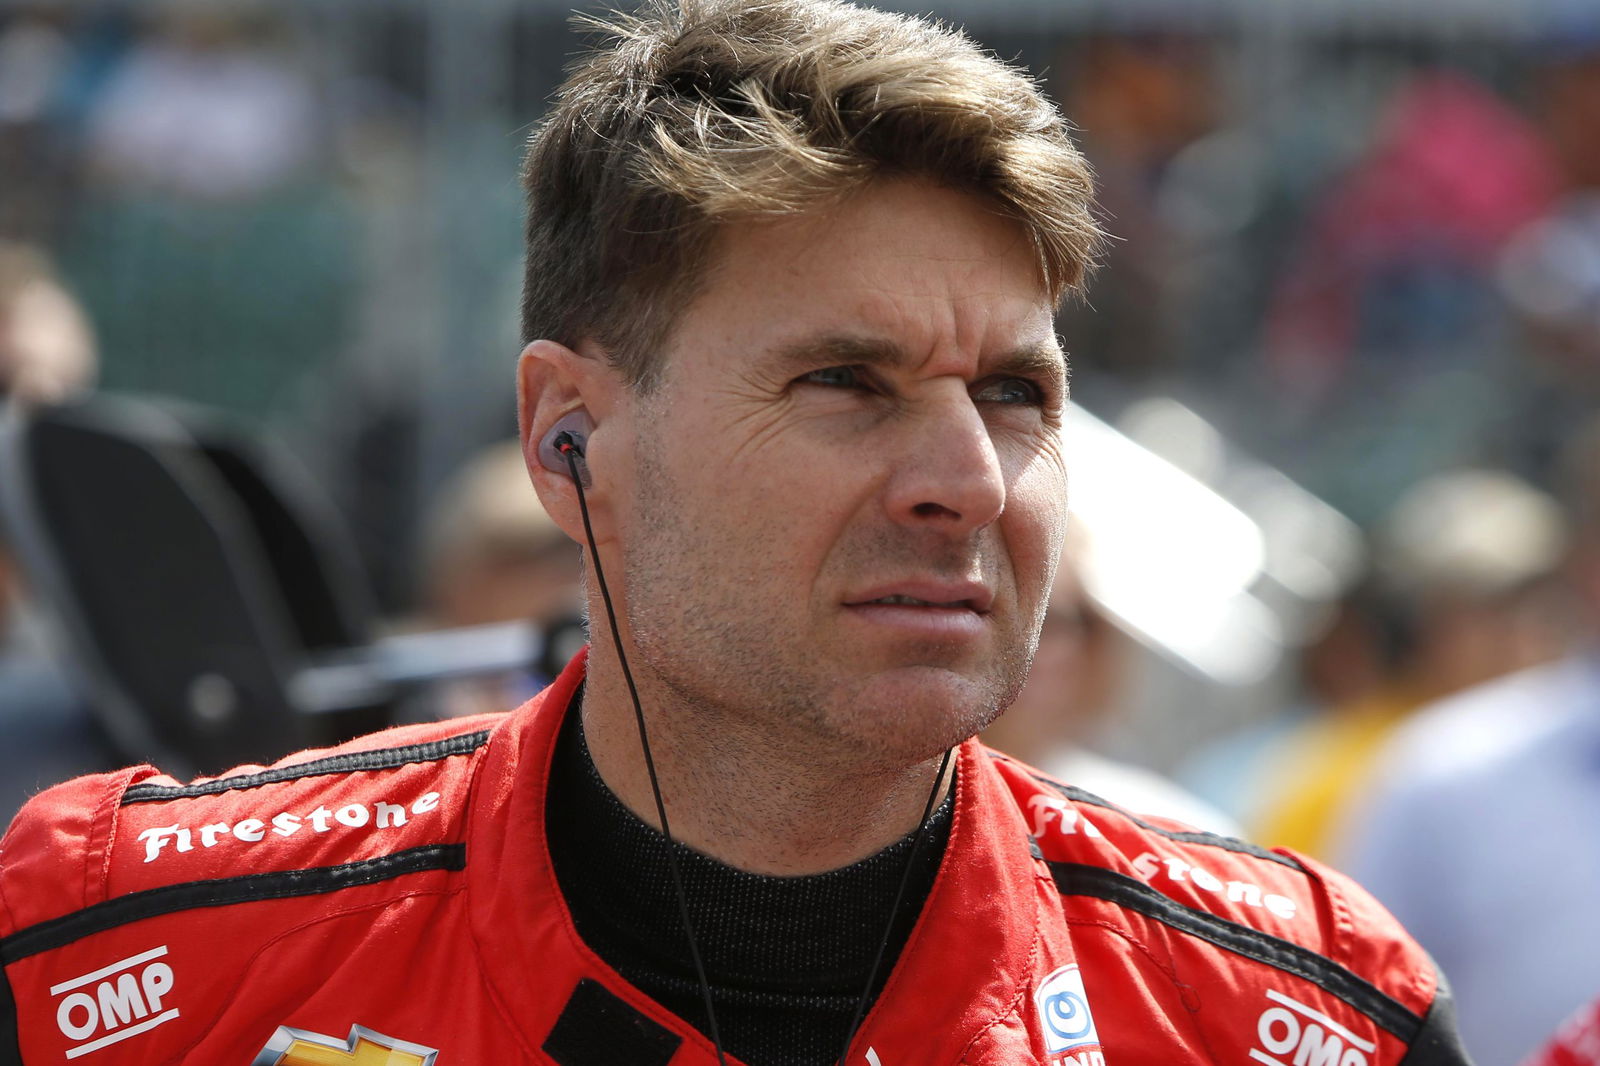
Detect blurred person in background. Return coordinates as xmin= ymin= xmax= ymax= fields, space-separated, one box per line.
xmin=80 ymin=0 xmax=319 ymax=202
xmin=63 ymin=0 xmax=357 ymax=421
xmin=1054 ymin=31 xmax=1220 ymax=387
xmin=1523 ymin=994 xmax=1600 ymax=1066
xmin=982 ymin=530 xmax=1240 ymax=834
xmin=0 ymin=241 xmax=110 ymax=823
xmin=1335 ymin=423 xmax=1600 ymax=1065
xmin=1249 ymin=468 xmax=1569 ymax=860
xmin=1260 ymin=71 xmax=1560 ymax=526
xmin=417 ymin=439 xmax=582 ymax=718
xmin=1496 ymin=32 xmax=1600 ymax=483
xmin=0 ymin=5 xmax=86 ymax=244
xmin=0 ymin=242 xmax=95 ymax=405
xmin=1177 ymin=577 xmax=1405 ymax=830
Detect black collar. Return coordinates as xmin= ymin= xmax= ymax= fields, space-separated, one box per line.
xmin=544 ymin=693 xmax=954 ymax=1066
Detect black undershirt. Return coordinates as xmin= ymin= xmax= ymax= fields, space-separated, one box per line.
xmin=544 ymin=698 xmax=954 ymax=1066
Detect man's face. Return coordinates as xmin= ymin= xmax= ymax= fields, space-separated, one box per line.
xmin=611 ymin=179 xmax=1068 ymax=770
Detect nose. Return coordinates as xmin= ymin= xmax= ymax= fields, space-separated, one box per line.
xmin=884 ymin=391 xmax=1006 ymax=534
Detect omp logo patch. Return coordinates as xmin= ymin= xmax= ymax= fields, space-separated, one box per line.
xmin=1251 ymin=989 xmax=1376 ymax=1066
xmin=1035 ymin=964 xmax=1103 ymax=1064
xmin=251 ymin=1024 xmax=439 ymax=1066
xmin=50 ymin=945 xmax=178 ymax=1059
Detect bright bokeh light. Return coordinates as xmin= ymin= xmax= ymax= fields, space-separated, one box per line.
xmin=1065 ymin=406 xmax=1280 ymax=686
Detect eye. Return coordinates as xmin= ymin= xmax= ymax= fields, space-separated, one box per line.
xmin=798 ymin=365 xmax=867 ymax=389
xmin=973 ymin=377 xmax=1044 ymax=405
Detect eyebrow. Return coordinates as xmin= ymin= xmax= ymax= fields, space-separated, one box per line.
xmin=769 ymin=333 xmax=1067 ymax=383
xmin=994 ymin=341 xmax=1070 ymax=385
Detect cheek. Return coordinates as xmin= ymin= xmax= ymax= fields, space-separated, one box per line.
xmin=737 ymin=442 xmax=869 ymax=527
xmin=1005 ymin=462 xmax=1070 ymax=584
xmin=680 ymin=463 xmax=851 ymax=595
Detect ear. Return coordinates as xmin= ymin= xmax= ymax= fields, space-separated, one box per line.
xmin=517 ymin=339 xmax=622 ymax=546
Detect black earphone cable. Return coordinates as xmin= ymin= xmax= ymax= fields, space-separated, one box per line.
xmin=835 ymin=744 xmax=954 ymax=1066
xmin=556 ymin=431 xmax=953 ymax=1066
xmin=560 ymin=435 xmax=728 ymax=1066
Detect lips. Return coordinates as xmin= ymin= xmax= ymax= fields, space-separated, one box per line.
xmin=844 ymin=581 xmax=994 ymax=613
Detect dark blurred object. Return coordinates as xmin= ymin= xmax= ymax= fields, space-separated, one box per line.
xmin=0 ymin=392 xmax=546 ymax=779
xmin=0 ymin=239 xmax=104 ymax=821
xmin=0 ymin=393 xmax=378 ymax=773
xmin=0 ymin=4 xmax=89 ymax=244
xmin=1500 ymin=193 xmax=1600 ymax=377
xmin=1492 ymin=38 xmax=1600 ymax=484
xmin=1535 ymin=29 xmax=1600 ymax=193
xmin=0 ymin=655 xmax=113 ymax=820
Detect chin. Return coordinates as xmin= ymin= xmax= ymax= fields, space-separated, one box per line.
xmin=831 ymin=666 xmax=1008 ymax=760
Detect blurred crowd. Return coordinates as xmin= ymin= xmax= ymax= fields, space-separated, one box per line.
xmin=4 ymin=2 xmax=1600 ymax=1063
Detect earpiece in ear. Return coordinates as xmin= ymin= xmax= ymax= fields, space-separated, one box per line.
xmin=538 ymin=409 xmax=595 ymax=487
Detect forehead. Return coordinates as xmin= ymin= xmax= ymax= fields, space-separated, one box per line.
xmin=661 ymin=179 xmax=1058 ymax=376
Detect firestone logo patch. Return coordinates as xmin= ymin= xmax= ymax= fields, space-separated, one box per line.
xmin=1131 ymin=851 xmax=1299 ymax=922
xmin=250 ymin=1023 xmax=439 ymax=1065
xmin=1035 ymin=964 xmax=1103 ymax=1065
xmin=1027 ymin=795 xmax=1103 ymax=842
xmin=50 ymin=945 xmax=178 ymax=1060
xmin=135 ymin=791 xmax=442 ymax=863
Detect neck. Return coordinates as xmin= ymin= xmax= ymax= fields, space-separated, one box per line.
xmin=579 ymin=646 xmax=956 ymax=876
xmin=546 ymin=700 xmax=955 ymax=1066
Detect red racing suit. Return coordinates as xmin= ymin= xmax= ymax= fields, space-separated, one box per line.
xmin=0 ymin=652 xmax=1470 ymax=1065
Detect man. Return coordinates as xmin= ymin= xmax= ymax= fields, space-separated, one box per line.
xmin=0 ymin=3 xmax=1469 ymax=1064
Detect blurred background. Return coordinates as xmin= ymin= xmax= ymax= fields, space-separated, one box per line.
xmin=3 ymin=0 xmax=1600 ymax=1060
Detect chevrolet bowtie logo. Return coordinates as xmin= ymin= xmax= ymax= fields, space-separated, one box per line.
xmin=250 ymin=1024 xmax=439 ymax=1066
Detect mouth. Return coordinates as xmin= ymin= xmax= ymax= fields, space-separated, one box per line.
xmin=857 ymin=594 xmax=981 ymax=609
xmin=841 ymin=584 xmax=994 ymax=642
xmin=844 ymin=582 xmax=994 ymax=614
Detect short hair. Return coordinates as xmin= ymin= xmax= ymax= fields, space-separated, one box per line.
xmin=520 ymin=0 xmax=1102 ymax=389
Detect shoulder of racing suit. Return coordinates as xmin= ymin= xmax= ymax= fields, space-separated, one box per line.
xmin=0 ymin=712 xmax=506 ymax=1065
xmin=0 ymin=711 xmax=502 ymax=953
xmin=0 ymin=712 xmax=1473 ymax=1066
xmin=981 ymin=746 xmax=1474 ymax=1065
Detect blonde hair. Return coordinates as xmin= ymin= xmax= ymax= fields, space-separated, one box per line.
xmin=520 ymin=0 xmax=1102 ymax=389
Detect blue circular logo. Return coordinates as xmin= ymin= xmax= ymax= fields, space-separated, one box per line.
xmin=1044 ymin=990 xmax=1092 ymax=1040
